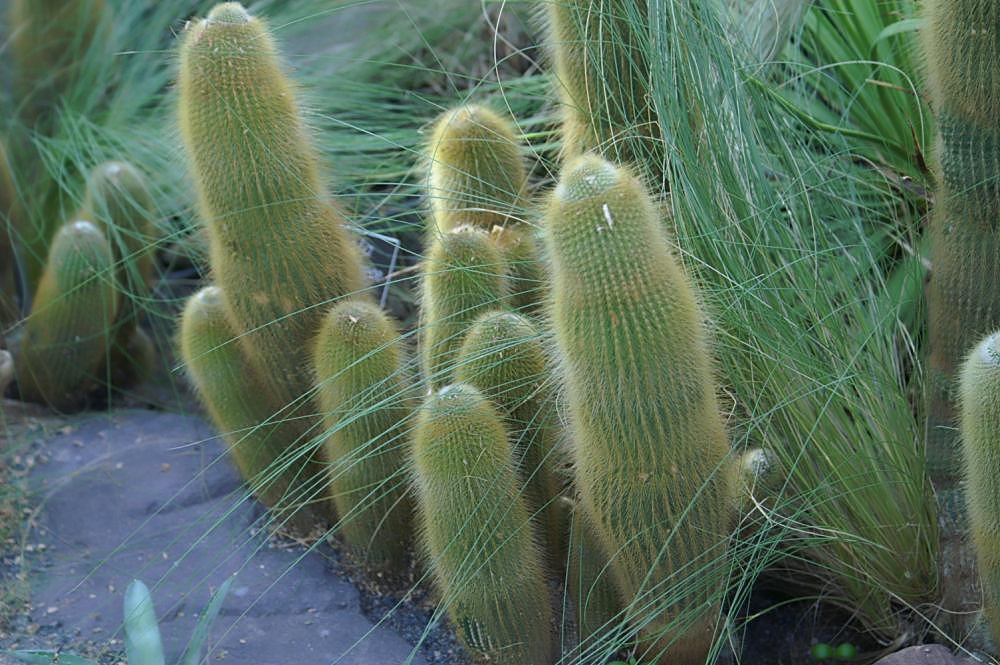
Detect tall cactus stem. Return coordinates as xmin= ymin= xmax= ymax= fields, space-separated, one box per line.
xmin=544 ymin=154 xmax=734 ymax=662
xmin=178 ymin=2 xmax=368 ymax=415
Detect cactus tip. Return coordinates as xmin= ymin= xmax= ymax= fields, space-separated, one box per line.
xmin=554 ymin=154 xmax=621 ymax=203
xmin=69 ymin=219 xmax=101 ymax=235
xmin=206 ymin=2 xmax=252 ymax=25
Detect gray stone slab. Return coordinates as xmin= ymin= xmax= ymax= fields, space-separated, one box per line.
xmin=872 ymin=645 xmax=990 ymax=665
xmin=23 ymin=410 xmax=427 ymax=665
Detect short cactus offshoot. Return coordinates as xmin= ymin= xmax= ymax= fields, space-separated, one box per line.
xmin=419 ymin=226 xmax=507 ymax=390
xmin=313 ymin=299 xmax=415 ymax=572
xmin=15 ymin=220 xmax=117 ymax=410
xmin=83 ymin=161 xmax=158 ymax=387
xmin=426 ymin=104 xmax=527 ymax=234
xmin=959 ymin=331 xmax=1000 ymax=644
xmin=179 ymin=285 xmax=323 ymax=529
xmin=545 ymin=154 xmax=734 ymax=663
xmin=454 ymin=310 xmax=563 ymax=560
xmin=411 ymin=383 xmax=552 ymax=665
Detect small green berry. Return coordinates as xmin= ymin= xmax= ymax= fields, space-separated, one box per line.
xmin=811 ymin=643 xmax=833 ymax=660
xmin=834 ymin=643 xmax=857 ymax=661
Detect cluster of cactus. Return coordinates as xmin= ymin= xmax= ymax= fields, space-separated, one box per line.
xmin=1 ymin=0 xmax=159 ymax=410
xmin=413 ymin=106 xmax=738 ymax=664
xmin=173 ymin=4 xmax=740 ymax=663
xmin=175 ymin=2 xmax=408 ymax=536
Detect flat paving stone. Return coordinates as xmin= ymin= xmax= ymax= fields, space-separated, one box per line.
xmin=21 ymin=409 xmax=428 ymax=665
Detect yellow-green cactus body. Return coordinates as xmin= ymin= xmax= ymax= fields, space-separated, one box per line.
xmin=16 ymin=220 xmax=117 ymax=409
xmin=83 ymin=161 xmax=158 ymax=385
xmin=419 ymin=226 xmax=507 ymax=389
xmin=412 ymin=383 xmax=552 ymax=665
xmin=922 ymin=0 xmax=1000 ymax=486
xmin=179 ymin=285 xmax=323 ymax=528
xmin=427 ymin=105 xmax=527 ymax=234
xmin=454 ymin=310 xmax=562 ymax=560
xmin=959 ymin=331 xmax=1000 ymax=643
xmin=178 ymin=2 xmax=368 ymax=413
xmin=566 ymin=498 xmax=624 ymax=658
xmin=490 ymin=224 xmax=545 ymax=314
xmin=544 ymin=1 xmax=656 ymax=164
xmin=920 ymin=3 xmax=1000 ymax=632
xmin=545 ymin=155 xmax=733 ymax=662
xmin=313 ymin=300 xmax=414 ymax=572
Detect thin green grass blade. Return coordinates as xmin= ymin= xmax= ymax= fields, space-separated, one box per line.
xmin=180 ymin=577 xmax=233 ymax=665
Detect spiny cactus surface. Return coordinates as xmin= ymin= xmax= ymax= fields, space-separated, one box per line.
xmin=178 ymin=1 xmax=368 ymax=414
xmin=427 ymin=104 xmax=527 ymax=234
xmin=420 ymin=225 xmax=507 ymax=389
xmin=960 ymin=331 xmax=1000 ymax=645
xmin=544 ymin=0 xmax=657 ymax=164
xmin=490 ymin=224 xmax=545 ymax=313
xmin=454 ymin=309 xmax=562 ymax=560
xmin=83 ymin=161 xmax=158 ymax=385
xmin=411 ymin=383 xmax=552 ymax=665
xmin=16 ymin=220 xmax=117 ymax=409
xmin=179 ymin=285 xmax=324 ymax=528
xmin=565 ymin=497 xmax=625 ymax=660
xmin=921 ymin=1 xmax=1000 ymax=633
xmin=545 ymin=154 xmax=733 ymax=663
xmin=313 ymin=299 xmax=415 ymax=572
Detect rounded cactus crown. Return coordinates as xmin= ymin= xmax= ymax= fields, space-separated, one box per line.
xmin=205 ymin=2 xmax=251 ymax=25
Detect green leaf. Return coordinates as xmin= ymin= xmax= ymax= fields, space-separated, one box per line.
xmin=123 ymin=579 xmax=166 ymax=665
xmin=6 ymin=650 xmax=100 ymax=665
xmin=180 ymin=577 xmax=233 ymax=665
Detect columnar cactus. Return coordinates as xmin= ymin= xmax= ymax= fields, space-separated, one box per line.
xmin=426 ymin=105 xmax=527 ymax=234
xmin=419 ymin=226 xmax=507 ymax=389
xmin=543 ymin=0 xmax=656 ymax=164
xmin=313 ymin=299 xmax=415 ymax=571
xmin=16 ymin=220 xmax=117 ymax=409
xmin=179 ymin=285 xmax=323 ymax=528
xmin=454 ymin=310 xmax=563 ymax=559
xmin=920 ymin=0 xmax=1000 ymax=629
xmin=544 ymin=154 xmax=734 ymax=662
xmin=83 ymin=161 xmax=158 ymax=385
xmin=959 ymin=331 xmax=1000 ymax=645
xmin=565 ymin=498 xmax=624 ymax=659
xmin=411 ymin=383 xmax=552 ymax=665
xmin=922 ymin=0 xmax=1000 ymax=487
xmin=178 ymin=2 xmax=368 ymax=417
